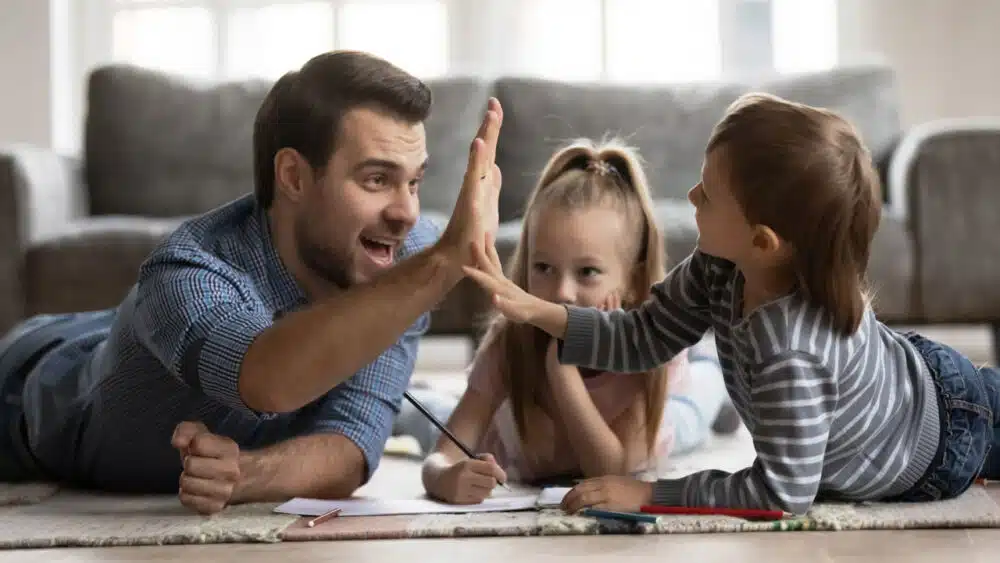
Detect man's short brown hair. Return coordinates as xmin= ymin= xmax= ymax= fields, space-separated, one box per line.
xmin=253 ymin=50 xmax=433 ymax=208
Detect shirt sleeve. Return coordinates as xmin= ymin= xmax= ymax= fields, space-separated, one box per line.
xmin=560 ymin=250 xmax=718 ymax=374
xmin=131 ymin=254 xmax=273 ymax=417
xmin=302 ymin=312 xmax=430 ymax=483
xmin=650 ymin=351 xmax=837 ymax=515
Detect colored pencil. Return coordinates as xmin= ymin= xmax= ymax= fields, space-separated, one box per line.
xmin=639 ymin=505 xmax=791 ymax=520
xmin=306 ymin=507 xmax=342 ymax=527
xmin=976 ymin=478 xmax=996 ymax=486
xmin=403 ymin=391 xmax=511 ymax=490
xmin=581 ymin=508 xmax=661 ymax=524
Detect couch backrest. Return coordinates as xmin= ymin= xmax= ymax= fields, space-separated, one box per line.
xmin=492 ymin=63 xmax=903 ymax=221
xmin=84 ymin=65 xmax=270 ymax=217
xmin=83 ymin=62 xmax=902 ymax=222
xmin=83 ymin=64 xmax=492 ymax=218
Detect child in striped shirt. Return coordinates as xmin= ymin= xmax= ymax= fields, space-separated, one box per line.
xmin=463 ymin=93 xmax=1000 ymax=515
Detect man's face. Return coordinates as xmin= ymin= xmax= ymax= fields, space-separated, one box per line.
xmin=296 ymin=107 xmax=427 ymax=288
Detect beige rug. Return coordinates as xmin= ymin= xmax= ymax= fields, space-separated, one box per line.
xmin=4 ymin=430 xmax=1000 ymax=549
xmin=0 ymin=490 xmax=298 ymax=549
xmin=279 ymin=487 xmax=1000 ymax=541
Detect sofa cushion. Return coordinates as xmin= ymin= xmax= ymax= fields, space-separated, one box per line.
xmin=85 ymin=65 xmax=494 ymax=219
xmin=492 ymin=77 xmax=746 ymax=221
xmin=25 ymin=217 xmax=185 ymax=315
xmin=420 ymin=78 xmax=494 ymax=214
xmin=85 ymin=65 xmax=271 ymax=217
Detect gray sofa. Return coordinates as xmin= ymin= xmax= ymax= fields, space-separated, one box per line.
xmin=2 ymin=62 xmax=1000 ymax=353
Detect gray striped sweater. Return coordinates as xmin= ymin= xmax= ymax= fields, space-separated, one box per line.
xmin=560 ymin=250 xmax=940 ymax=514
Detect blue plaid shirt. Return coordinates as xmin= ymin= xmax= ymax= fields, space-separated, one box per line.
xmin=20 ymin=194 xmax=440 ymax=492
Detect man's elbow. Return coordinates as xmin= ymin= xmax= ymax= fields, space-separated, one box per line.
xmin=238 ymin=378 xmax=302 ymax=414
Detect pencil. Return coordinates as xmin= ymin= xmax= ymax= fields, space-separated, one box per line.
xmin=306 ymin=507 xmax=342 ymax=527
xmin=640 ymin=505 xmax=791 ymax=520
xmin=403 ymin=391 xmax=511 ymax=491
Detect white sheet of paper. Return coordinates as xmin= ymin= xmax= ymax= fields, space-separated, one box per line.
xmin=535 ymin=487 xmax=571 ymax=508
xmin=274 ymin=495 xmax=541 ymax=517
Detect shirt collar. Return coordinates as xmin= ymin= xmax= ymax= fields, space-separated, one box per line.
xmin=248 ymin=203 xmax=309 ymax=318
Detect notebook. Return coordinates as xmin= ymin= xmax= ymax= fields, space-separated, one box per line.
xmin=535 ymin=487 xmax=571 ymax=508
xmin=274 ymin=486 xmax=573 ymax=517
xmin=274 ymin=495 xmax=540 ymax=517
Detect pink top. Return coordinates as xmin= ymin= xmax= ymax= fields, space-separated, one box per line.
xmin=466 ymin=339 xmax=692 ymax=482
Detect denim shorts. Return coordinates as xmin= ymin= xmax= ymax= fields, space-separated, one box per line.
xmin=888 ymin=332 xmax=1000 ymax=502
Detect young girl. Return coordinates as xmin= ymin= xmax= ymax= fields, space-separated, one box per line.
xmin=418 ymin=139 xmax=735 ymax=504
xmin=463 ymin=93 xmax=1000 ymax=515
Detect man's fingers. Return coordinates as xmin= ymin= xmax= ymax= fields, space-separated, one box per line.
xmin=183 ymin=455 xmax=240 ymax=481
xmin=179 ymin=474 xmax=234 ymax=499
xmin=179 ymin=491 xmax=227 ymax=515
xmin=171 ymin=421 xmax=208 ymax=450
xmin=485 ymin=238 xmax=504 ymax=273
xmin=462 ymin=263 xmax=505 ymax=294
xmin=188 ymin=432 xmax=239 ymax=460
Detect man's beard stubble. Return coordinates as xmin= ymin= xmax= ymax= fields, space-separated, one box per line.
xmin=295 ymin=218 xmax=354 ymax=290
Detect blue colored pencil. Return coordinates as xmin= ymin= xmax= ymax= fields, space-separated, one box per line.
xmin=581 ymin=508 xmax=660 ymax=524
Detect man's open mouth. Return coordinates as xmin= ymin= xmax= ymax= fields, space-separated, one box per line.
xmin=360 ymin=236 xmax=397 ymax=266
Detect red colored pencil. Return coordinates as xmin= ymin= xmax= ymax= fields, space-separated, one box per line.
xmin=639 ymin=505 xmax=791 ymax=520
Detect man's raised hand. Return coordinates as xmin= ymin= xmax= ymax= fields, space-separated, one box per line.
xmin=438 ymin=97 xmax=503 ymax=270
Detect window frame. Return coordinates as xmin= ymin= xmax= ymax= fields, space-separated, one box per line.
xmin=58 ymin=0 xmax=835 ymax=154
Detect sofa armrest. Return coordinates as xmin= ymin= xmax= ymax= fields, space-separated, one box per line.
xmin=0 ymin=144 xmax=88 ymax=332
xmin=887 ymin=118 xmax=1000 ymax=322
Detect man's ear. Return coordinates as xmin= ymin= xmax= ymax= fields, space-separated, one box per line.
xmin=273 ymin=148 xmax=312 ymax=203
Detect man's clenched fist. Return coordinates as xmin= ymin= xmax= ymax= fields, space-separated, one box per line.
xmin=171 ymin=421 xmax=241 ymax=515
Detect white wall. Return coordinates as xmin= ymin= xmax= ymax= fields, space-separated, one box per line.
xmin=839 ymin=0 xmax=1000 ymax=126
xmin=0 ymin=0 xmax=54 ymax=148
xmin=1 ymin=0 xmax=998 ymax=149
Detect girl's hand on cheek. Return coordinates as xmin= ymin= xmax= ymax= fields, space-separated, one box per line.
xmin=600 ymin=291 xmax=622 ymax=312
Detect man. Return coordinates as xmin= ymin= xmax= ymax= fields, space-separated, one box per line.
xmin=0 ymin=50 xmax=504 ymax=515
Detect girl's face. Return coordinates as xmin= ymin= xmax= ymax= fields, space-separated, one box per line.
xmin=526 ymin=203 xmax=634 ymax=308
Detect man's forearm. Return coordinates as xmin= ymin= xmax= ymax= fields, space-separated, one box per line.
xmin=240 ymin=242 xmax=461 ymax=413
xmin=230 ymin=434 xmax=365 ymax=504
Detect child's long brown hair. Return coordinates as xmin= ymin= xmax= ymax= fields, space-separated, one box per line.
xmin=706 ymin=93 xmax=882 ymax=335
xmin=477 ymin=138 xmax=669 ymax=468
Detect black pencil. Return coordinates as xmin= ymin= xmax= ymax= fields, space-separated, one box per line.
xmin=403 ymin=390 xmax=511 ymax=490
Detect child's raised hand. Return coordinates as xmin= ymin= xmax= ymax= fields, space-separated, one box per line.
xmin=560 ymin=475 xmax=654 ymax=514
xmin=434 ymin=453 xmax=508 ymax=505
xmin=462 ymin=234 xmax=544 ymax=324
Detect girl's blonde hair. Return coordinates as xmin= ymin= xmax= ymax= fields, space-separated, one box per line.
xmin=477 ymin=137 xmax=669 ymax=469
xmin=705 ymin=93 xmax=882 ymax=335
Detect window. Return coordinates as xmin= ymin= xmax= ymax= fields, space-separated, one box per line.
xmin=605 ymin=0 xmax=722 ymax=83
xmin=502 ymin=0 xmax=833 ymax=83
xmin=771 ymin=0 xmax=838 ymax=74
xmin=105 ymin=0 xmax=450 ymax=81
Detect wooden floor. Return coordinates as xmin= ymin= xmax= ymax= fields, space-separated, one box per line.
xmin=1 ymin=325 xmax=997 ymax=561
xmin=1 ymin=527 xmax=998 ymax=562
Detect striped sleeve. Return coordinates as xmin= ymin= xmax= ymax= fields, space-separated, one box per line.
xmin=560 ymin=250 xmax=716 ymax=373
xmin=651 ymin=351 xmax=837 ymax=514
